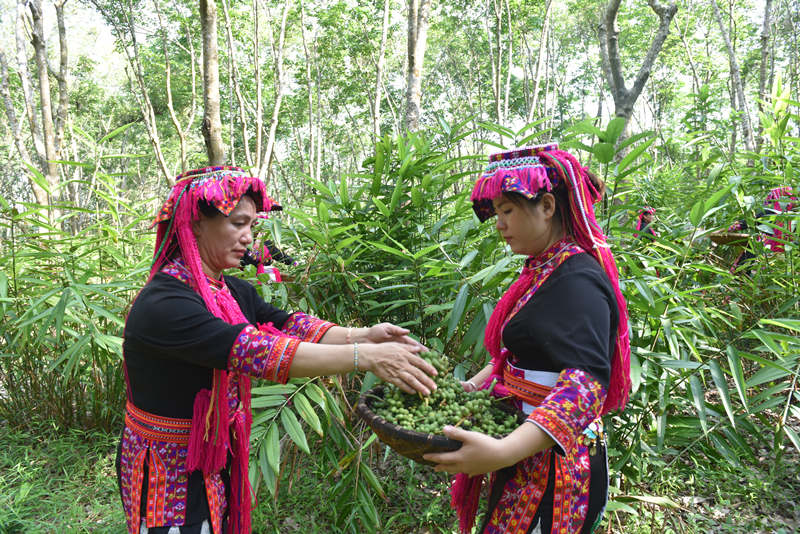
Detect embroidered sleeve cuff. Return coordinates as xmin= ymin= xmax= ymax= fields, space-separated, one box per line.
xmin=281 ymin=312 xmax=335 ymax=343
xmin=525 ymin=368 xmax=606 ymax=456
xmin=228 ymin=325 xmax=300 ymax=384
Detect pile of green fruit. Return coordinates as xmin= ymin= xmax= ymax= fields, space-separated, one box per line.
xmin=370 ymin=351 xmax=520 ymax=437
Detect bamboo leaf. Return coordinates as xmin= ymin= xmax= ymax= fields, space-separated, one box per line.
xmin=617 ymin=137 xmax=655 ymax=173
xmin=708 ymin=360 xmax=736 ymax=427
xmin=266 ymin=423 xmax=281 ymax=474
xmin=293 ymin=391 xmax=323 ymax=436
xmin=447 ymin=283 xmax=470 ymax=340
xmin=726 ymin=345 xmax=749 ymax=412
xmin=689 ymin=374 xmax=709 ymax=434
xmin=784 ymin=426 xmax=800 ymax=454
xmin=280 ymin=408 xmax=310 ymax=454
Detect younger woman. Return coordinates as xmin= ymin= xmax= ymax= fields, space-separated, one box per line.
xmin=425 ymin=144 xmax=631 ymax=534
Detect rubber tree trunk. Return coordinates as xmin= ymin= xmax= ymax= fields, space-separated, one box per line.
xmin=200 ymin=0 xmax=225 ymax=166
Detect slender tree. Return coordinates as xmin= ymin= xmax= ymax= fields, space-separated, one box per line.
xmin=200 ymin=0 xmax=225 ymax=165
xmin=404 ymin=0 xmax=431 ymax=132
xmin=598 ymin=0 xmax=678 ymax=138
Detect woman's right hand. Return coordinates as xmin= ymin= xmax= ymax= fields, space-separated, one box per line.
xmin=360 ymin=342 xmax=438 ymax=396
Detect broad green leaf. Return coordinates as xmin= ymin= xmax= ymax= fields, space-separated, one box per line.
xmin=280 ymin=408 xmax=310 ymax=454
xmin=689 ymin=199 xmax=704 ymax=226
xmin=604 ymin=117 xmax=627 ymax=144
xmin=592 ymin=142 xmax=615 ymax=164
xmin=604 ymin=500 xmax=638 ymax=514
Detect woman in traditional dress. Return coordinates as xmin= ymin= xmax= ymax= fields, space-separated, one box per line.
xmin=424 ymin=144 xmax=631 ymax=534
xmin=633 ymin=206 xmax=657 ymax=240
xmin=117 ymin=166 xmax=437 ymax=534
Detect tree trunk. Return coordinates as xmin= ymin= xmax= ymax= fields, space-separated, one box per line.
xmin=526 ymin=0 xmax=552 ymax=123
xmin=29 ymin=0 xmax=61 ymax=198
xmin=598 ymin=0 xmax=677 ymax=140
xmin=709 ymin=0 xmax=755 ymax=152
xmin=403 ymin=0 xmax=432 ymax=132
xmin=221 ymin=0 xmax=253 ymax=168
xmin=257 ymin=0 xmax=291 ymax=183
xmin=200 ymin=0 xmax=225 ymax=165
xmin=299 ymin=0 xmax=315 ymax=175
xmin=0 ymin=50 xmax=48 ymax=206
xmin=373 ymin=0 xmax=390 ymax=139
xmin=756 ymin=0 xmax=773 ymax=152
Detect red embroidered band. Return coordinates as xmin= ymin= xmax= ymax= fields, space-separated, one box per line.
xmin=125 ymin=401 xmax=191 ymax=444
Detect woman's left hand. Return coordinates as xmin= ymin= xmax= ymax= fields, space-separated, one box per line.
xmin=423 ymin=426 xmax=510 ymax=476
xmin=365 ymin=322 xmax=427 ymax=350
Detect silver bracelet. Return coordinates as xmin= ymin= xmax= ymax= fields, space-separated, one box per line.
xmin=466 ymin=380 xmax=477 ymax=390
xmin=353 ymin=342 xmax=359 ymax=372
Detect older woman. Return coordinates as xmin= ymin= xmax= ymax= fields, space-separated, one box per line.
xmin=425 ymin=144 xmax=630 ymax=534
xmin=117 ymin=166 xmax=437 ymax=534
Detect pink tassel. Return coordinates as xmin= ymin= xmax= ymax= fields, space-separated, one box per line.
xmin=450 ymin=473 xmax=484 ymax=534
xmin=186 ymin=388 xmax=212 ymax=473
xmin=228 ymin=410 xmax=253 ymax=534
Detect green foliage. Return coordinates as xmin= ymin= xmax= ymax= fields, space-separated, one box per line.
xmin=0 ymin=162 xmax=152 ymax=431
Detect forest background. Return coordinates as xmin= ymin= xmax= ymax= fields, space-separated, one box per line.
xmin=0 ymin=0 xmax=799 ymax=532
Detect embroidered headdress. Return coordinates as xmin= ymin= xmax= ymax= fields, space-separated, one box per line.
xmin=471 ymin=143 xmax=631 ymax=414
xmin=148 ymin=165 xmax=281 ymax=534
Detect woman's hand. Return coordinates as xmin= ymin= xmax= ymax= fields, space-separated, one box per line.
xmin=364 ymin=322 xmax=427 ymax=350
xmin=461 ymin=380 xmax=479 ymax=393
xmin=422 ymin=426 xmax=509 ymax=476
xmin=360 ymin=342 xmax=437 ymax=395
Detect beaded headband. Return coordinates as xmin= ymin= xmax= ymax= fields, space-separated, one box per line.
xmin=470 ymin=143 xmax=562 ymax=222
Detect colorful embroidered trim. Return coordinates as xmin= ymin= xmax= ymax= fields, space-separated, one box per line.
xmin=282 ymin=312 xmax=335 ymax=343
xmin=228 ymin=324 xmax=300 ymax=384
xmin=527 ymin=368 xmax=606 ymax=455
xmin=153 ymin=166 xmax=280 ymax=226
xmin=484 ymin=367 xmax=607 ymax=534
xmin=503 ymin=366 xmax=554 ymax=408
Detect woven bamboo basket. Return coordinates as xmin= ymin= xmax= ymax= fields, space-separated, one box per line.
xmin=356 ymin=386 xmax=462 ymax=466
xmin=356 ymin=386 xmax=525 ymax=466
xmin=709 ymin=232 xmax=749 ymax=246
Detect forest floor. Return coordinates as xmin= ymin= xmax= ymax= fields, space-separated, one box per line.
xmin=1 ymin=420 xmax=798 ymax=533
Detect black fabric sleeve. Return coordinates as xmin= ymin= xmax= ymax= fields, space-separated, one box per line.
xmin=531 ymin=271 xmax=613 ymax=387
xmin=125 ymin=275 xmax=248 ymax=370
xmin=224 ymin=275 xmax=291 ymax=329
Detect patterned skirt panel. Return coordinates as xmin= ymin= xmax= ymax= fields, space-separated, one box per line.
xmin=484 ymin=367 xmax=606 ymax=534
xmin=120 ymin=402 xmax=226 ymax=534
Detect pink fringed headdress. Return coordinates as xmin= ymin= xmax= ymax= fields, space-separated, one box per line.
xmin=764 ymin=186 xmax=797 ymax=211
xmin=149 ymin=166 xmax=280 ymax=534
